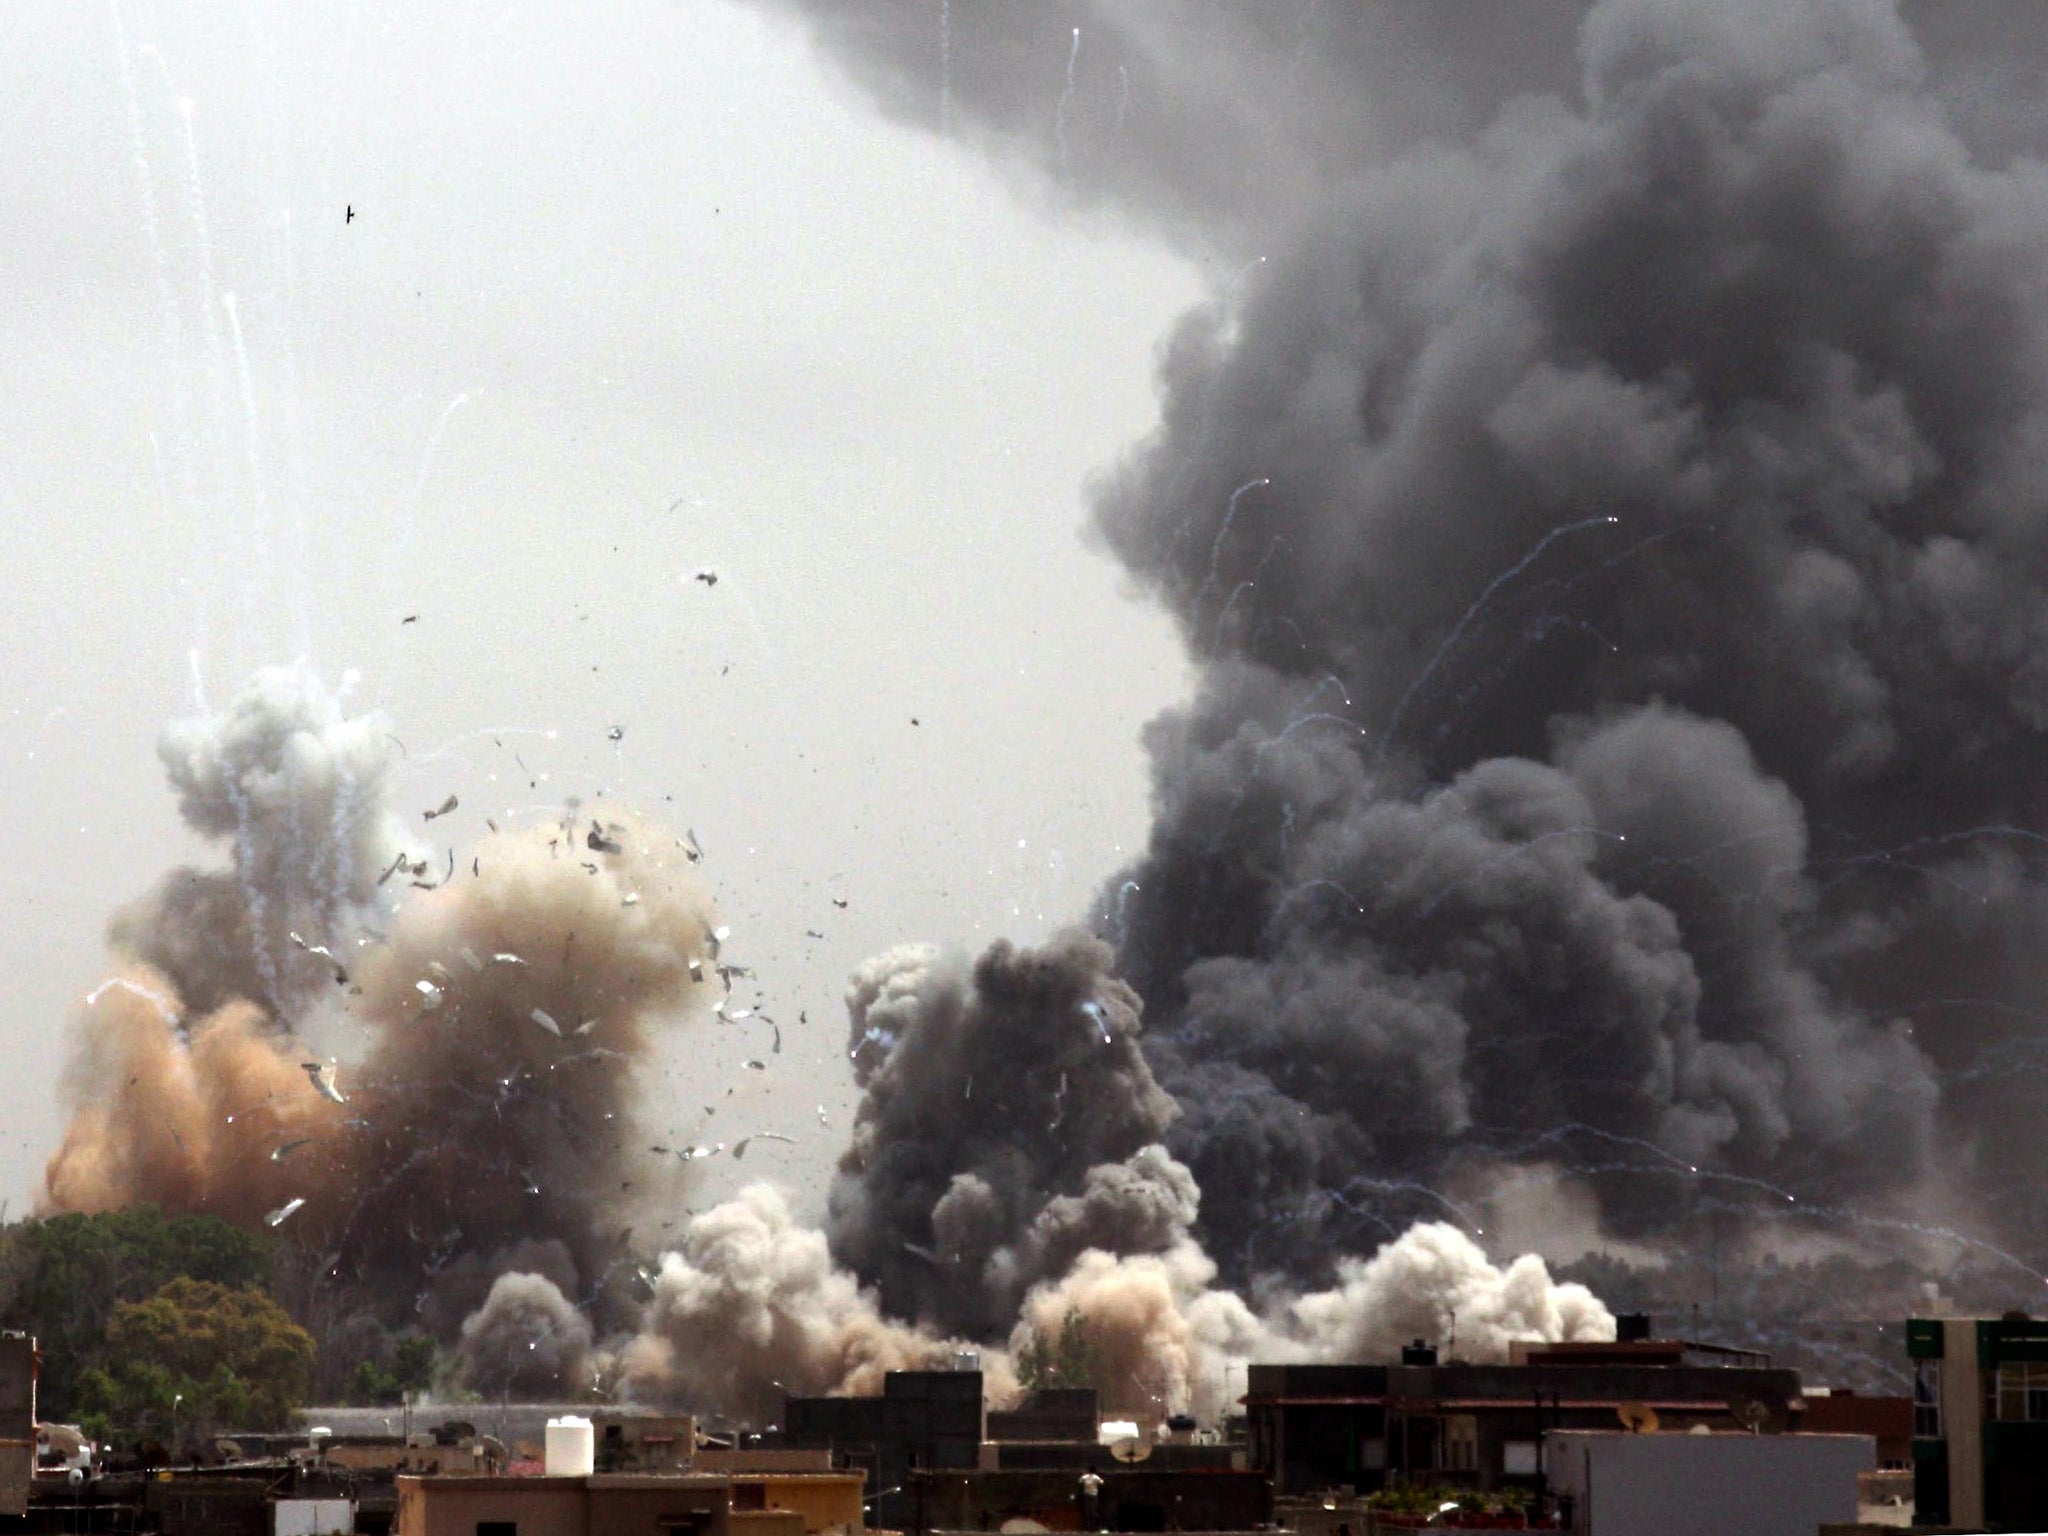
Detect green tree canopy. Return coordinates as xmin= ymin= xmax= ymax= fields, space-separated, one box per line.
xmin=80 ymin=1278 xmax=314 ymax=1444
xmin=0 ymin=1208 xmax=273 ymax=1420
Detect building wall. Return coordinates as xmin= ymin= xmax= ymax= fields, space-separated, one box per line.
xmin=911 ymin=1467 xmax=1271 ymax=1534
xmin=396 ymin=1473 xmax=733 ymax=1536
xmin=783 ymin=1371 xmax=984 ymax=1532
xmin=1544 ymin=1431 xmax=1871 ymax=1536
xmin=0 ymin=1333 xmax=33 ymax=1517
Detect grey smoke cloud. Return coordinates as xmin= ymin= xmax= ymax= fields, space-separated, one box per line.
xmin=829 ymin=932 xmax=1181 ymax=1336
xmin=757 ymin=0 xmax=2048 ymax=1298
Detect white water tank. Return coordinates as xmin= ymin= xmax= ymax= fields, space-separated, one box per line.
xmin=544 ymin=1416 xmax=595 ymax=1477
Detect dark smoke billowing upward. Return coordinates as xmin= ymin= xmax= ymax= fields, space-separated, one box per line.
xmin=766 ymin=0 xmax=2048 ymax=1297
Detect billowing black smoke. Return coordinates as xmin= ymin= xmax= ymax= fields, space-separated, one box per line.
xmin=827 ymin=934 xmax=1188 ymax=1336
xmin=764 ymin=0 xmax=2048 ymax=1297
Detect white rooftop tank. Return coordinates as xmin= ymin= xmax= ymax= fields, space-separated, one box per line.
xmin=544 ymin=1415 xmax=595 ymax=1477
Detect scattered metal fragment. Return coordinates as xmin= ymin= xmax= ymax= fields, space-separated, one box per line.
xmin=587 ymin=822 xmax=623 ymax=855
xmin=607 ymin=726 xmax=624 ymax=742
xmin=622 ymin=892 xmax=640 ymax=907
xmin=493 ymin=952 xmax=526 ymax=966
xmin=302 ymin=1062 xmax=346 ymax=1105
xmin=531 ymin=1008 xmax=562 ymax=1037
xmin=743 ymin=1059 xmax=767 ymax=1072
xmin=265 ymin=1197 xmax=307 ymax=1228
xmin=270 ymin=1139 xmax=315 ymax=1163
xmin=693 ymin=568 xmax=719 ymax=586
xmin=415 ymin=980 xmax=444 ymax=1008
xmin=573 ymin=1018 xmax=600 ymax=1037
xmin=460 ymin=947 xmax=484 ymax=972
xmin=423 ymin=794 xmax=459 ymax=821
xmin=683 ymin=829 xmax=704 ymax=862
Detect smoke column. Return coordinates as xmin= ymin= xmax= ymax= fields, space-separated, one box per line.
xmin=755 ymin=0 xmax=2048 ymax=1302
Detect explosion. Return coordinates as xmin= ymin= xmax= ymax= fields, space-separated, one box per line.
xmin=45 ymin=0 xmax=2048 ymax=1423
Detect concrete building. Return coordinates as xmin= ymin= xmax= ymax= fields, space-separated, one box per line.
xmin=782 ymin=1369 xmax=983 ymax=1532
xmin=987 ymin=1387 xmax=1101 ymax=1444
xmin=300 ymin=1405 xmax=693 ymax=1474
xmin=1245 ymin=1348 xmax=1805 ymax=1496
xmin=1800 ymin=1390 xmax=1911 ymax=1469
xmin=396 ymin=1472 xmax=737 ymax=1536
xmin=691 ymin=1452 xmax=868 ymax=1536
xmin=0 ymin=1332 xmax=33 ymax=1517
xmin=1544 ymin=1429 xmax=1872 ymax=1536
xmin=1908 ymin=1314 xmax=2048 ymax=1530
xmin=908 ymin=1465 xmax=1271 ymax=1534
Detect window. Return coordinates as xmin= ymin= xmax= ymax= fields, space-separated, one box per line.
xmin=1914 ymin=1359 xmax=1942 ymax=1438
xmin=1444 ymin=1416 xmax=1478 ymax=1473
xmin=1502 ymin=1441 xmax=1538 ymax=1477
xmin=1996 ymin=1361 xmax=2048 ymax=1422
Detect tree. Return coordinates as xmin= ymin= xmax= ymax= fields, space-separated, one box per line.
xmin=1015 ymin=1307 xmax=1107 ymax=1393
xmin=79 ymin=1278 xmax=314 ymax=1445
xmin=0 ymin=1208 xmax=274 ymax=1420
xmin=349 ymin=1332 xmax=440 ymax=1405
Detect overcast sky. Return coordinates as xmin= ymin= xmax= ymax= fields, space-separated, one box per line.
xmin=0 ymin=0 xmax=1202 ymax=1216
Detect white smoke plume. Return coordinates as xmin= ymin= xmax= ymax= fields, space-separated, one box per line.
xmin=618 ymin=1184 xmax=978 ymax=1422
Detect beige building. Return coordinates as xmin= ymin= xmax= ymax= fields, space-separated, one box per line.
xmin=693 ymin=1454 xmax=867 ymax=1536
xmin=398 ymin=1472 xmax=742 ymax=1536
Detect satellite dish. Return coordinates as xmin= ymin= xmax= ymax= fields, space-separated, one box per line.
xmin=1616 ymin=1403 xmax=1659 ymax=1435
xmin=1110 ymin=1436 xmax=1153 ymax=1464
xmin=1730 ymin=1397 xmax=1770 ymax=1433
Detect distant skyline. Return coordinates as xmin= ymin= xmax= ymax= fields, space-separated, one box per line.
xmin=0 ymin=0 xmax=1199 ymax=1216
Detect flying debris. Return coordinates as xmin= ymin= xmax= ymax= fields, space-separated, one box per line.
xmin=743 ymin=1059 xmax=767 ymax=1072
xmin=265 ymin=1197 xmax=307 ymax=1228
xmin=676 ymin=1144 xmax=723 ymax=1162
xmin=573 ymin=1018 xmax=600 ymax=1037
xmin=692 ymin=568 xmax=719 ymax=587
xmin=287 ymin=931 xmax=349 ymax=984
xmin=683 ymin=829 xmax=704 ymax=862
xmin=423 ymin=794 xmax=459 ymax=821
xmin=302 ymin=1062 xmax=346 ymax=1105
xmin=587 ymin=823 xmax=623 ymax=855
xmin=460 ymin=947 xmax=484 ymax=972
xmin=376 ymin=852 xmax=407 ymax=886
xmin=816 ymin=1105 xmax=829 ymax=1126
xmin=416 ymin=980 xmax=445 ymax=1009
xmin=623 ymin=893 xmax=641 ymax=907
xmin=607 ymin=726 xmax=624 ymax=742
xmin=269 ymin=1139 xmax=315 ymax=1163
xmin=493 ymin=952 xmax=526 ymax=966
xmin=731 ymin=1133 xmax=794 ymax=1160
xmin=531 ymin=1008 xmax=563 ymax=1037
xmin=831 ymin=898 xmax=849 ymax=910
